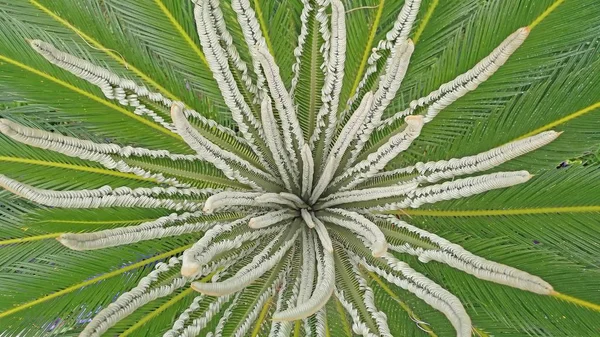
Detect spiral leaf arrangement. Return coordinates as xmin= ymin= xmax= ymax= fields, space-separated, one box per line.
xmin=2 ymin=0 xmax=585 ymax=336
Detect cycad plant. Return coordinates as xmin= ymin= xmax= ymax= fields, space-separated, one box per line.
xmin=0 ymin=0 xmax=599 ymax=336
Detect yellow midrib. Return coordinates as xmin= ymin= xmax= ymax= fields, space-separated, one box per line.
xmin=293 ymin=321 xmax=302 ymax=337
xmin=551 ymin=291 xmax=600 ymax=313
xmin=30 ymin=0 xmax=183 ymax=103
xmin=473 ymin=327 xmax=491 ymax=337
xmin=412 ymin=0 xmax=563 ymax=47
xmin=324 ymin=307 xmax=331 ymax=337
xmin=0 ymin=233 xmax=62 ymax=246
xmin=120 ymin=271 xmax=217 ymax=336
xmin=253 ymin=0 xmax=275 ymax=54
xmin=0 ymin=156 xmax=155 ymax=182
xmin=516 ymin=101 xmax=600 ymax=140
xmin=334 ymin=296 xmax=353 ymax=337
xmin=401 ymin=0 xmax=587 ymax=145
xmin=369 ymin=266 xmax=600 ymax=329
xmin=346 ymin=0 xmax=386 ymax=107
xmin=119 ymin=288 xmax=194 ymax=336
xmin=250 ymin=296 xmax=273 ymax=337
xmin=507 ymin=0 xmax=594 ymax=141
xmin=367 ymin=270 xmax=438 ymax=337
xmin=528 ymin=0 xmax=565 ymax=30
xmin=394 ymin=206 xmax=600 ymax=217
xmin=0 ymin=244 xmax=191 ymax=319
xmin=413 ymin=0 xmax=439 ymax=44
xmin=38 ymin=218 xmax=155 ymax=225
xmin=0 ymin=54 xmax=179 ymax=140
xmin=153 ymin=0 xmax=208 ymax=66
xmin=0 ymin=218 xmax=158 ymax=246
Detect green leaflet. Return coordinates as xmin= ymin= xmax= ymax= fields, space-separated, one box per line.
xmin=0 ymin=0 xmax=599 ymax=336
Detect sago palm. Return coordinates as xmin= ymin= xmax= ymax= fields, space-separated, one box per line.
xmin=0 ymin=0 xmax=599 ymax=336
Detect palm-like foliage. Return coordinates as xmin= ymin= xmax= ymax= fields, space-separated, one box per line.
xmin=0 ymin=0 xmax=599 ymax=336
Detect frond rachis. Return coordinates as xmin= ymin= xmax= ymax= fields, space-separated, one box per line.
xmin=0 ymin=0 xmax=570 ymax=336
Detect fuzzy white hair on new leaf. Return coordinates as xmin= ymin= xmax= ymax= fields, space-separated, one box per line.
xmin=0 ymin=2 xmax=565 ymax=336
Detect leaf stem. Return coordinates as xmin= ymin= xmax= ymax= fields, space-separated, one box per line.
xmin=391 ymin=206 xmax=600 ymax=217
xmin=37 ymin=219 xmax=155 ymax=225
xmin=0 ymin=156 xmax=155 ymax=182
xmin=334 ymin=296 xmax=353 ymax=337
xmin=0 ymin=54 xmax=180 ymax=140
xmin=120 ymin=271 xmax=214 ymax=337
xmin=253 ymin=0 xmax=275 ymax=54
xmin=0 ymin=233 xmax=62 ymax=246
xmin=551 ymin=291 xmax=600 ymax=312
xmin=413 ymin=0 xmax=439 ymax=44
xmin=153 ymin=0 xmax=208 ymax=67
xmin=346 ymin=0 xmax=386 ymax=107
xmin=30 ymin=0 xmax=184 ymax=103
xmin=528 ymin=0 xmax=565 ymax=30
xmin=0 ymin=244 xmax=191 ymax=318
xmin=516 ymin=101 xmax=600 ymax=140
xmin=250 ymin=296 xmax=273 ymax=337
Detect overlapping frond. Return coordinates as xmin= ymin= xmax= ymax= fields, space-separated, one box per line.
xmin=0 ymin=0 xmax=598 ymax=336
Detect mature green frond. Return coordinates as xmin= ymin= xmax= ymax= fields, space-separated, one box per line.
xmin=0 ymin=0 xmax=598 ymax=336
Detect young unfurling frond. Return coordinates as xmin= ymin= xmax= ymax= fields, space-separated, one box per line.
xmin=383 ymin=215 xmax=553 ymax=294
xmin=381 ymin=27 xmax=530 ymax=127
xmin=191 ymin=228 xmax=299 ymax=296
xmin=319 ymin=209 xmax=388 ymax=257
xmin=59 ymin=211 xmax=226 ymax=250
xmin=346 ymin=39 xmax=415 ymax=166
xmin=0 ymin=2 xmax=566 ymax=336
xmin=342 ymin=0 xmax=421 ymax=122
xmin=0 ymin=118 xmax=195 ymax=186
xmin=368 ymin=131 xmax=560 ymax=187
xmin=371 ymin=171 xmax=532 ymax=211
xmin=356 ymin=253 xmax=472 ymax=337
xmin=311 ymin=0 xmax=347 ymax=161
xmin=0 ymin=174 xmax=209 ymax=211
xmin=272 ymin=232 xmax=334 ymax=321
